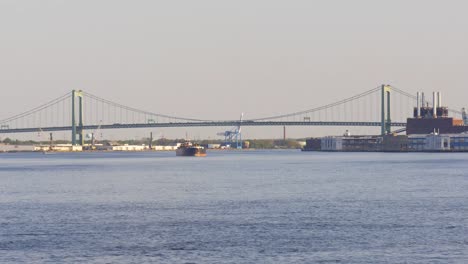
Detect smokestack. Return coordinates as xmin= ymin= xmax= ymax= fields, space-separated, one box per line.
xmin=421 ymin=92 xmax=425 ymax=108
xmin=437 ymin=91 xmax=442 ymax=108
xmin=416 ymin=92 xmax=421 ymax=117
xmin=433 ymin=92 xmax=437 ymax=118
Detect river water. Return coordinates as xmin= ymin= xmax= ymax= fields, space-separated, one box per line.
xmin=0 ymin=150 xmax=467 ymax=263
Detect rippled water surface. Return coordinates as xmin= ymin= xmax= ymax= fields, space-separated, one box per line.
xmin=1 ymin=150 xmax=467 ymax=263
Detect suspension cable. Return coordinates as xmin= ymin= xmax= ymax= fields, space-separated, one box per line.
xmin=0 ymin=92 xmax=70 ymax=124
xmin=251 ymin=86 xmax=382 ymax=121
xmin=82 ymin=91 xmax=212 ymax=122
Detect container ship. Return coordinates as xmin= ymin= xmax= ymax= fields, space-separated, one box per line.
xmin=176 ymin=142 xmax=207 ymax=157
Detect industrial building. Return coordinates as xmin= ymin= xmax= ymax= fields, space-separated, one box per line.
xmin=305 ymin=132 xmax=468 ymax=152
xmin=304 ymin=90 xmax=468 ymax=152
xmin=407 ymin=91 xmax=468 ymax=134
xmin=320 ymin=136 xmax=382 ymax=152
xmin=407 ymin=133 xmax=468 ymax=152
xmin=407 ymin=135 xmax=426 ymax=152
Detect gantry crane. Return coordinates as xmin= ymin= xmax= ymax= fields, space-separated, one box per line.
xmin=217 ymin=113 xmax=244 ymax=149
xmin=86 ymin=121 xmax=102 ymax=150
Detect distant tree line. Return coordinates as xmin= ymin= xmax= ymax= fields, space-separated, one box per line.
xmin=1 ymin=137 xmax=303 ymax=149
xmin=0 ymin=137 xmax=68 ymax=145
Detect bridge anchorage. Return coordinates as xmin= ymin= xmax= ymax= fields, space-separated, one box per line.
xmin=4 ymin=84 xmax=463 ymax=144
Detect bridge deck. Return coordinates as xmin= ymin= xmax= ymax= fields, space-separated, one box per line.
xmin=0 ymin=121 xmax=406 ymax=134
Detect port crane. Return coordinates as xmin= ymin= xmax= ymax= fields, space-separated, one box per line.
xmin=86 ymin=121 xmax=102 ymax=149
xmin=217 ymin=113 xmax=244 ymax=149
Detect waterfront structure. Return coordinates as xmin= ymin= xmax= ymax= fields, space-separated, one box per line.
xmin=450 ymin=134 xmax=468 ymax=151
xmin=382 ymin=135 xmax=408 ymax=151
xmin=321 ymin=136 xmax=343 ymax=151
xmin=306 ymin=132 xmax=468 ymax=152
xmin=407 ymin=135 xmax=426 ymax=152
xmin=302 ymin=138 xmax=321 ymax=151
xmin=407 ymin=91 xmax=468 ymax=134
xmin=303 ymin=89 xmax=468 ymax=153
xmin=423 ymin=134 xmax=451 ymax=151
xmin=320 ymin=135 xmax=379 ymax=151
xmin=321 ymin=136 xmax=382 ymax=152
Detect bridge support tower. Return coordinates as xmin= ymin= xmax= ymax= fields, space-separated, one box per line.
xmin=71 ymin=90 xmax=84 ymax=146
xmin=381 ymin=84 xmax=392 ymax=135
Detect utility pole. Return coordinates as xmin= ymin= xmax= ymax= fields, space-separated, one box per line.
xmin=91 ymin=133 xmax=95 ymax=149
xmin=283 ymin=126 xmax=286 ymax=142
xmin=49 ymin=133 xmax=53 ymax=151
xmin=149 ymin=132 xmax=153 ymax=150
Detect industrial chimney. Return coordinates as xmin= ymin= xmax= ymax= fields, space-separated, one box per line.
xmin=437 ymin=91 xmax=442 ymax=108
xmin=432 ymin=92 xmax=437 ymax=118
xmin=421 ymin=92 xmax=425 ymax=107
xmin=416 ymin=92 xmax=421 ymax=117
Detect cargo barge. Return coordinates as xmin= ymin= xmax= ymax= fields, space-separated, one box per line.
xmin=176 ymin=142 xmax=207 ymax=157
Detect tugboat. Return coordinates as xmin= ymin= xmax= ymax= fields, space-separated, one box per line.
xmin=176 ymin=141 xmax=207 ymax=157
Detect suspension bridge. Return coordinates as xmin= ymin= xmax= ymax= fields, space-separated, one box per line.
xmin=0 ymin=85 xmax=460 ymax=145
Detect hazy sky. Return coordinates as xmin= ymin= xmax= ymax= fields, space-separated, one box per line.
xmin=1 ymin=0 xmax=467 ymax=139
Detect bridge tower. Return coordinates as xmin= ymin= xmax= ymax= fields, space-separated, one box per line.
xmin=381 ymin=84 xmax=392 ymax=135
xmin=71 ymin=90 xmax=84 ymax=146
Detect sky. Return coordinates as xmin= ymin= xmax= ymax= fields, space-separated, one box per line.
xmin=1 ymin=0 xmax=468 ymax=140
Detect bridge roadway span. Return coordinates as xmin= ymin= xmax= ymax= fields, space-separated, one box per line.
xmin=0 ymin=121 xmax=406 ymax=134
